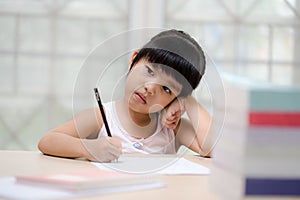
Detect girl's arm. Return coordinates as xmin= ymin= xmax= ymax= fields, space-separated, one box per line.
xmin=161 ymin=96 xmax=213 ymax=157
xmin=38 ymin=108 xmax=122 ymax=162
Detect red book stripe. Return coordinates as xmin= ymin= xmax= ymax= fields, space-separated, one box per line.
xmin=249 ymin=112 xmax=300 ymax=127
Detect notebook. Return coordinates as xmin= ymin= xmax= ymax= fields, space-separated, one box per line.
xmin=16 ymin=169 xmax=161 ymax=191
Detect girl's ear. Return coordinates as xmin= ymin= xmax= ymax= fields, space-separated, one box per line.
xmin=128 ymin=51 xmax=139 ymax=70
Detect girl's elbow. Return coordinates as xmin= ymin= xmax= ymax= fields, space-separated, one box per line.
xmin=37 ymin=137 xmax=47 ymax=153
xmin=37 ymin=133 xmax=52 ymax=154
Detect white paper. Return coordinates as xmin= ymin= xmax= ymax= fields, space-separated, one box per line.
xmin=92 ymin=156 xmax=210 ymax=175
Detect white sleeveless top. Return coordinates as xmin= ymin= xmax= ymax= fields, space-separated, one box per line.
xmin=98 ymin=102 xmax=176 ymax=154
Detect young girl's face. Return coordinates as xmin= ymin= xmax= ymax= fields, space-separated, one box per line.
xmin=125 ymin=59 xmax=182 ymax=114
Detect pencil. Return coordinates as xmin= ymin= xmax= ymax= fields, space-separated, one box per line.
xmin=94 ymin=88 xmax=112 ymax=137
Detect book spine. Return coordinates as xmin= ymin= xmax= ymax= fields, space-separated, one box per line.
xmin=217 ymin=80 xmax=300 ymax=112
xmin=250 ymin=90 xmax=300 ymax=112
xmin=249 ymin=112 xmax=300 ymax=127
xmin=212 ymin=148 xmax=300 ymax=177
xmin=246 ymin=178 xmax=300 ymax=196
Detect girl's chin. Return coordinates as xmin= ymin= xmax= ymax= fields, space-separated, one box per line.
xmin=128 ymin=98 xmax=164 ymax=113
xmin=148 ymin=104 xmax=164 ymax=113
xmin=129 ymin=106 xmax=160 ymax=114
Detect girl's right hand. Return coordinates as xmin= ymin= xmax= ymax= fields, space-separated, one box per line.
xmin=161 ymin=98 xmax=185 ymax=129
xmin=82 ymin=137 xmax=122 ymax=162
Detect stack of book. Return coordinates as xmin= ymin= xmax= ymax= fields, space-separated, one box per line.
xmin=211 ymin=74 xmax=300 ymax=199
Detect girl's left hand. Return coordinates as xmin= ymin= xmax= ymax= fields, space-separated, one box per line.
xmin=161 ymin=98 xmax=186 ymax=129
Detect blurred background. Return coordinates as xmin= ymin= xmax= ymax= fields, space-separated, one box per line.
xmin=0 ymin=0 xmax=299 ymax=151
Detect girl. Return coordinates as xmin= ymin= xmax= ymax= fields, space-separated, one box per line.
xmin=38 ymin=29 xmax=212 ymax=162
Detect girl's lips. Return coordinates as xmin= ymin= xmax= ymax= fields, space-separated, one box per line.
xmin=134 ymin=93 xmax=146 ymax=104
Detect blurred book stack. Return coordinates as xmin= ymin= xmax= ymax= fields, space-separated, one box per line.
xmin=211 ymin=74 xmax=300 ymax=200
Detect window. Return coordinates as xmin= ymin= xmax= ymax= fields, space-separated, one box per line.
xmin=0 ymin=0 xmax=128 ymax=150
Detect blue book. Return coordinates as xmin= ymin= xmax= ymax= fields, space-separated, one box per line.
xmin=246 ymin=178 xmax=300 ymax=196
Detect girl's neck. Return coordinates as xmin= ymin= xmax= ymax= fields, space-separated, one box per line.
xmin=115 ymin=99 xmax=158 ymax=139
xmin=130 ymin=109 xmax=156 ymax=127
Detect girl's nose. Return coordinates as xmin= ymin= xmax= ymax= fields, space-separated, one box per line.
xmin=144 ymin=83 xmax=158 ymax=95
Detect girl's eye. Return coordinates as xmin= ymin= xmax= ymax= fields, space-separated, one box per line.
xmin=162 ymin=86 xmax=172 ymax=94
xmin=146 ymin=66 xmax=154 ymax=76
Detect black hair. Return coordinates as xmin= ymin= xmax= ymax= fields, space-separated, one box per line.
xmin=130 ymin=29 xmax=206 ymax=97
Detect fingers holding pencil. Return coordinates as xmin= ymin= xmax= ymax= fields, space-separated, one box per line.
xmin=82 ymin=137 xmax=122 ymax=162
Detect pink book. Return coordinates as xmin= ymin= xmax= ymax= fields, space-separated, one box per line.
xmin=16 ymin=169 xmax=159 ymax=191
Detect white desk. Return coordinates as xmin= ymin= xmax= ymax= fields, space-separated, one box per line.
xmin=0 ymin=151 xmax=220 ymax=200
